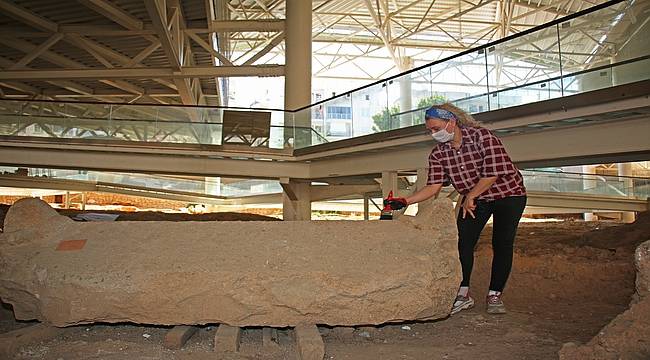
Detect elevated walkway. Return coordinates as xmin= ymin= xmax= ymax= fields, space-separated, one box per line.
xmin=1 ymin=169 xmax=647 ymax=213
xmin=1 ymin=79 xmax=648 ymax=179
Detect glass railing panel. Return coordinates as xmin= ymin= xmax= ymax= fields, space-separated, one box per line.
xmin=563 ymin=68 xmax=613 ymax=95
xmin=431 ymin=50 xmax=488 ymax=107
xmin=450 ymin=93 xmax=490 ymax=115
xmin=490 ymin=79 xmax=564 ymax=109
xmin=522 ymin=170 xmax=650 ymax=199
xmin=350 ymin=81 xmax=389 ymax=137
xmin=1 ymin=166 xmax=285 ymax=198
xmin=429 ymin=51 xmax=490 ymax=111
xmin=612 ymin=56 xmax=650 ymax=86
xmin=215 ymin=107 xmax=290 ymax=150
xmin=558 ymin=1 xmax=648 ymax=93
xmin=293 ymin=123 xmax=329 ymax=147
xmin=386 ymin=67 xmax=440 ymax=128
xmin=486 ymin=25 xmax=563 ymax=110
xmin=109 ymin=103 xmax=159 ymax=122
xmin=311 ymin=93 xmax=354 ymax=142
xmin=0 ymin=99 xmax=112 ymax=120
xmin=0 ymin=99 xmax=295 ymax=150
xmin=388 ymin=67 xmax=444 ymax=127
xmin=152 ymin=104 xmax=209 ymax=122
xmin=220 ymin=179 xmax=282 ymax=197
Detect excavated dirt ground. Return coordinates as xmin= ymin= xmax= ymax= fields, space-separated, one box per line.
xmin=1 ymin=207 xmax=649 ymax=360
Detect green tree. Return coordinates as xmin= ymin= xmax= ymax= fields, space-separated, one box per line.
xmin=372 ymin=93 xmax=447 ymax=132
xmin=417 ymin=94 xmax=447 ymax=108
xmin=372 ymin=104 xmax=401 ymax=132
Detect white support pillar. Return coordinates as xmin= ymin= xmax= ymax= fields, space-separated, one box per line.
xmin=582 ymin=165 xmax=597 ymax=221
xmin=399 ymin=57 xmax=414 ymax=128
xmin=81 ymin=192 xmax=86 ymax=211
xmin=618 ymin=162 xmax=636 ymax=223
xmin=284 ymin=0 xmax=312 ymax=148
xmin=281 ymin=178 xmax=311 ymax=221
xmin=205 ymin=177 xmax=221 ymax=196
xmin=64 ymin=191 xmax=71 ymax=209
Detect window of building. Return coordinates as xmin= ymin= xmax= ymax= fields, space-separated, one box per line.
xmin=326 ymin=106 xmax=352 ymax=120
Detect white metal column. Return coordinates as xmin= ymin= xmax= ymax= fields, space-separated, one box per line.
xmin=399 ymin=57 xmax=414 ymax=128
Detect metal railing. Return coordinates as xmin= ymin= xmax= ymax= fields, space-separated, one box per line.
xmin=3 ymin=166 xmax=647 ymax=202
xmin=522 ymin=170 xmax=650 ymax=199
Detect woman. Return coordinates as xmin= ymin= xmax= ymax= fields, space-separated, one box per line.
xmin=385 ymin=103 xmax=527 ymax=315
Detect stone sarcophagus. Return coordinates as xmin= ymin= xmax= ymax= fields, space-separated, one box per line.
xmin=0 ymin=198 xmax=461 ymax=327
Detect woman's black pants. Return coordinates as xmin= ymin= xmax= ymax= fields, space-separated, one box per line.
xmin=456 ymin=195 xmax=527 ymax=292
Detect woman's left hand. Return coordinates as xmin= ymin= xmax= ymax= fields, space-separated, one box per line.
xmin=461 ymin=195 xmax=477 ymax=219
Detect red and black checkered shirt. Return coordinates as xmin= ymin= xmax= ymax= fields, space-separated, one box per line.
xmin=427 ymin=126 xmax=526 ymax=201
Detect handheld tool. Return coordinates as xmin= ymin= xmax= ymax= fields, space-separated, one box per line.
xmin=380 ymin=191 xmax=394 ymax=220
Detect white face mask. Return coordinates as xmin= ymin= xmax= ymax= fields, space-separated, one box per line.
xmin=431 ymin=121 xmax=455 ymax=142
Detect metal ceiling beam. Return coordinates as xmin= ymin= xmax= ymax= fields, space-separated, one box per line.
xmin=0 ymin=1 xmax=171 ymax=97
xmin=0 ymin=49 xmax=119 ymax=102
xmin=243 ymin=31 xmax=285 ymax=66
xmin=0 ymin=0 xmax=58 ymax=32
xmin=0 ymin=65 xmax=285 ymax=80
xmin=145 ymin=0 xmax=182 ymax=70
xmin=145 ymin=0 xmax=196 ymax=105
xmin=186 ymin=31 xmax=234 ymax=66
xmin=362 ymin=0 xmax=401 ymax=69
xmin=0 ymin=26 xmax=143 ymax=98
xmin=400 ymin=0 xmax=500 ymax=41
xmin=210 ymin=19 xmax=285 ymax=32
xmin=77 ymin=0 xmax=144 ymax=30
xmin=10 ymin=33 xmax=64 ymax=69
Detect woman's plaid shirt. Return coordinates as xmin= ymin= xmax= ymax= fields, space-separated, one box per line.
xmin=427 ymin=126 xmax=526 ymax=201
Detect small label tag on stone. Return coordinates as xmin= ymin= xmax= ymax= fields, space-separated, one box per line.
xmin=56 ymin=240 xmax=87 ymax=251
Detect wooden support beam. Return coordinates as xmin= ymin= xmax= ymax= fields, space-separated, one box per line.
xmin=294 ymin=324 xmax=325 ymax=360
xmin=163 ymin=325 xmax=198 ymax=350
xmin=214 ymin=324 xmax=241 ymax=353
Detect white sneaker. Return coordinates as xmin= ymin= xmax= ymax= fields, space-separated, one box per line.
xmin=451 ymin=295 xmax=474 ymax=315
xmin=486 ymin=294 xmax=507 ymax=314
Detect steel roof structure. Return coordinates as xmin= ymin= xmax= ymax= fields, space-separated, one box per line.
xmin=0 ymin=0 xmax=610 ymax=106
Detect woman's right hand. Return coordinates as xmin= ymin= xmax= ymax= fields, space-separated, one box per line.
xmin=461 ymin=195 xmax=477 ymax=219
